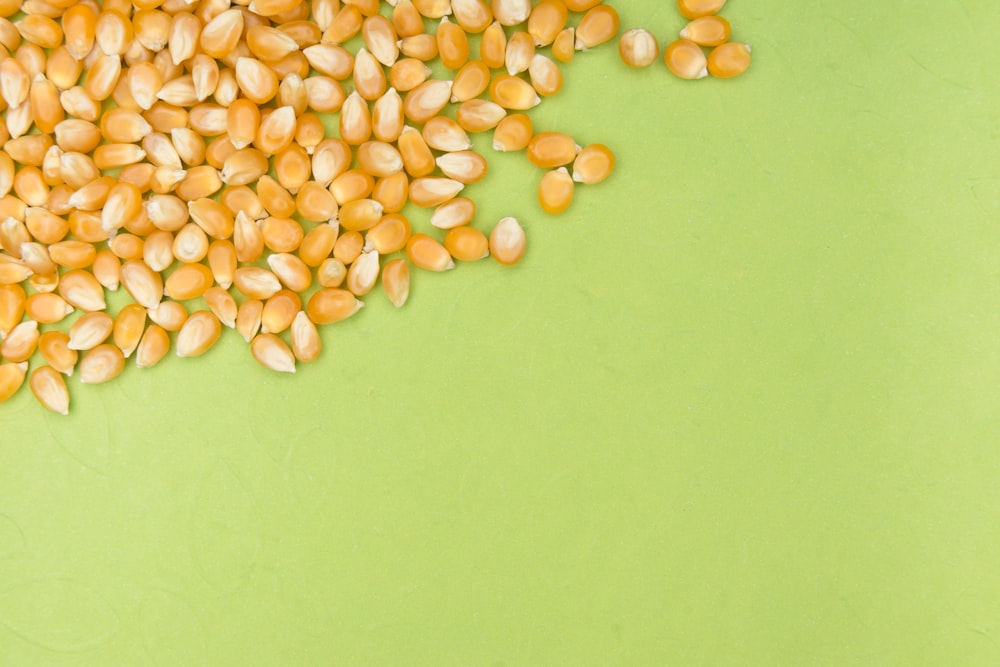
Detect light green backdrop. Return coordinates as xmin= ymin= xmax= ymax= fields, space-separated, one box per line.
xmin=3 ymin=1 xmax=1000 ymax=664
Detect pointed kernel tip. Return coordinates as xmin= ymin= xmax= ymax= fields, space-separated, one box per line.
xmin=696 ymin=67 xmax=709 ymax=79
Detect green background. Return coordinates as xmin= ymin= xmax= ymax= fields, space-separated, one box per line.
xmin=3 ymin=0 xmax=1000 ymax=664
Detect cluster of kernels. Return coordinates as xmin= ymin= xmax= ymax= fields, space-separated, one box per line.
xmin=0 ymin=0 xmax=628 ymax=412
xmin=619 ymin=0 xmax=751 ymax=79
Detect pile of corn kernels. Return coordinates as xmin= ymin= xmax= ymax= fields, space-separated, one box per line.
xmin=0 ymin=0 xmax=750 ymax=414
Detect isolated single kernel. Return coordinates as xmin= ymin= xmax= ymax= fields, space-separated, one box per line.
xmin=619 ymin=29 xmax=659 ymax=68
xmin=708 ymin=42 xmax=752 ymax=78
xmin=489 ymin=217 xmax=526 ymax=266
xmin=664 ymin=39 xmax=709 ymax=79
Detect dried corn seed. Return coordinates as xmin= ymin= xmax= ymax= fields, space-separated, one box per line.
xmin=489 ymin=216 xmax=526 ymax=265
xmin=539 ymin=166 xmax=574 ymax=214
xmin=436 ymin=17 xmax=470 ymax=71
xmin=431 ymin=197 xmax=475 ymax=229
xmin=572 ymin=143 xmax=615 ymax=184
xmin=144 ymin=101 xmax=189 ymax=134
xmin=176 ymin=310 xmax=221 ymax=357
xmin=58 ymin=269 xmax=106 ymax=311
xmin=353 ymin=47 xmax=387 ymax=101
xmin=39 ymin=330 xmax=77 ymax=375
xmin=664 ymin=39 xmax=709 ymax=79
xmin=362 ymin=14 xmax=399 ymax=67
xmin=257 ymin=106 xmax=298 ymax=156
xmin=135 ymin=323 xmax=169 ymax=368
xmin=380 ymin=258 xmax=409 ymax=308
xmin=288 ymin=311 xmax=320 ymax=362
xmin=94 ymin=143 xmax=148 ymax=170
xmin=339 ymin=198 xmax=385 ymax=232
xmin=6 ymin=134 xmax=53 ymax=166
xmin=260 ymin=289 xmax=300 ymax=333
xmin=295 ymin=181 xmax=338 ymax=222
xmin=273 ymin=144 xmax=312 ymax=193
xmin=707 ymin=42 xmax=751 ymax=78
xmin=345 ymin=249 xmax=379 ymax=296
xmin=79 ymin=343 xmax=125 ymax=383
xmin=436 ymin=151 xmax=487 ymax=183
xmin=527 ymin=132 xmax=580 ymax=168
xmin=233 ymin=266 xmax=282 ymax=299
xmin=332 ymin=230 xmax=364 ymax=264
xmin=90 ymin=249 xmax=120 ymax=291
xmin=451 ymin=60 xmax=490 ymax=102
xmin=323 ymin=4 xmax=363 ymax=44
xmin=619 ymin=28 xmax=659 ymax=68
xmin=67 ymin=211 xmax=109 ymax=243
xmin=102 ymin=182 xmax=143 ymax=234
xmin=26 ymin=207 xmax=68 ymax=245
xmin=306 ymin=287 xmax=362 ymax=325
xmin=364 ymin=213 xmax=410 ymax=254
xmin=357 ymin=141 xmax=405 ymax=178
xmin=200 ymin=9 xmax=242 ymax=60
xmin=235 ymin=57 xmax=278 ymax=105
xmin=298 ymin=222 xmax=339 ymax=267
xmin=111 ymin=303 xmax=146 ymax=357
xmin=388 ymin=58 xmax=432 ymax=92
xmin=317 ymin=257 xmax=347 ymax=288
xmin=63 ymin=5 xmax=97 ymax=60
xmin=1 ymin=319 xmax=37 ymax=361
xmin=0 ymin=360 xmax=27 ymax=402
xmin=188 ymin=197 xmax=233 ymax=239
xmin=68 ymin=310 xmax=114 ymax=350
xmin=142 ymin=230 xmax=174 ymax=273
xmin=295 ymin=112 xmax=325 ymax=152
xmin=25 ymin=292 xmax=72 ymax=323
xmin=403 ymin=78 xmax=453 ymax=123
xmin=489 ymin=73 xmax=540 ymax=110
xmin=0 ymin=283 xmax=25 ymax=336
xmin=372 ymin=87 xmax=405 ymax=142
xmin=49 ymin=240 xmax=97 ymax=269
xmin=528 ymin=54 xmax=562 ymax=96
xmin=147 ymin=300 xmax=187 ymax=332
xmin=29 ymin=365 xmax=69 ymax=414
xmin=454 ymin=99 xmax=506 ymax=134
xmin=330 ymin=169 xmax=376 ymax=204
xmin=13 ymin=166 xmax=48 ymax=207
xmin=680 ymin=15 xmax=730 ymax=47
xmin=203 ymin=286 xmax=238 ymax=328
xmin=392 ymin=0 xmax=424 ymax=38
xmin=16 ymin=15 xmax=63 ymax=49
xmin=268 ymin=252 xmax=312 ymax=292
xmin=207 ymin=239 xmax=236 ymax=289
xmin=575 ymin=5 xmax=619 ymax=50
xmin=398 ymin=33 xmax=438 ymax=61
xmin=203 ymin=136 xmax=236 ymax=171
xmin=493 ymin=0 xmax=530 ymax=26
xmin=234 ymin=211 xmax=265 ymax=262
xmin=236 ymin=298 xmax=263 ymax=342
xmin=258 ymin=175 xmax=296 ymax=218
xmin=451 ymin=0 xmax=492 ymax=33
xmin=251 ymin=332 xmax=296 ymax=373
xmin=0 ymin=216 xmax=27 ymax=255
xmin=406 ymin=233 xmax=454 ymax=271
xmin=528 ymin=0 xmax=566 ymax=47
xmin=372 ymin=171 xmax=409 ymax=213
xmin=312 ymin=139 xmax=353 ymax=186
xmin=422 ymin=116 xmax=471 ymax=151
xmin=444 ymin=225 xmax=489 ymax=262
xmin=164 ymin=263 xmax=214 ymax=301
xmin=221 ymin=147 xmax=269 ymax=186
xmin=260 ymin=216 xmax=304 ymax=253
xmin=101 ymin=108 xmax=153 ymax=144
xmin=397 ymin=126 xmax=436 ymax=177
xmin=505 ymin=31 xmax=534 ymax=75
xmin=246 ymin=25 xmax=299 ymax=63
xmin=0 ymin=254 xmax=32 ymax=284
xmin=677 ymin=0 xmax=727 ymax=19
xmin=120 ymin=260 xmax=164 ymax=309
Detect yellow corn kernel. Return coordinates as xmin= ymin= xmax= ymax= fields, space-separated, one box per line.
xmin=25 ymin=206 xmax=68 ymax=244
xmin=133 ymin=8 xmax=170 ymax=52
xmin=95 ymin=9 xmax=132 ymax=55
xmin=0 ymin=254 xmax=31 ymax=285
xmin=12 ymin=166 xmax=48 ymax=207
xmin=16 ymin=42 xmax=46 ymax=78
xmin=250 ymin=333 xmax=295 ymax=373
xmin=489 ymin=216 xmax=526 ymax=265
xmin=0 ymin=360 xmax=27 ymax=402
xmin=16 ymin=14 xmax=63 ymax=49
xmin=479 ymin=20 xmax=506 ymax=69
xmin=1 ymin=55 xmax=30 ymax=107
xmin=397 ymin=125 xmax=436 ymax=177
xmin=353 ymin=47 xmax=387 ymax=101
xmin=278 ymin=73 xmax=308 ymax=116
xmin=63 ymin=4 xmax=97 ymax=60
xmin=332 ymin=230 xmax=364 ymax=265
xmin=49 ymin=240 xmax=97 ymax=269
xmin=527 ymin=132 xmax=580 ymax=168
xmin=246 ymin=25 xmax=298 ymax=63
xmin=339 ymin=90 xmax=372 ymax=145
xmin=410 ymin=177 xmax=465 ymax=208
xmin=254 ymin=106 xmax=295 ymax=156
xmin=289 ymin=311 xmax=321 ymax=363
xmin=101 ymin=108 xmax=153 ymax=146
xmin=361 ymin=14 xmax=398 ymax=67
xmin=275 ymin=144 xmax=313 ymax=195
xmin=58 ymin=268 xmax=106 ymax=311
xmin=356 ymin=141 xmax=405 ymax=178
xmin=388 ymin=58 xmax=432 ymax=92
xmin=680 ymin=15 xmax=730 ymax=47
xmin=145 ymin=193 xmax=187 ymax=233
xmin=431 ymin=197 xmax=475 ymax=229
xmin=304 ymin=76 xmax=347 ymax=114
xmin=235 ymin=57 xmax=278 ymax=105
xmin=111 ymin=303 xmax=146 ymax=357
xmin=436 ymin=151 xmax=487 ymax=184
xmin=306 ymin=287 xmax=362 ymax=325
xmin=372 ymin=172 xmax=409 ymax=213
xmin=6 ymin=133 xmax=53 ymax=166
xmin=302 ymin=43 xmax=354 ymax=81
xmin=448 ymin=0 xmax=489 ymax=33
xmin=372 ymin=88 xmax=405 ymax=143
xmin=236 ymin=298 xmax=263 ymax=342
xmin=144 ymin=101 xmax=189 ymax=134
xmin=46 ymin=46 xmax=83 ymax=91
xmin=203 ymin=285 xmax=237 ymax=328
xmin=260 ymin=216 xmax=304 ymax=253
xmin=67 ymin=210 xmax=109 ymax=243
xmin=295 ymin=112 xmax=325 ymax=153
xmin=93 ymin=143 xmax=147 ymax=171
xmin=139 ymin=133 xmax=181 ymax=170
xmin=572 ymin=143 xmax=615 ymax=184
xmin=707 ymin=42 xmax=751 ymax=78
xmin=214 ymin=67 xmax=239 ymax=106
xmin=89 ymin=249 xmax=120 ymax=292
xmin=379 ymin=258 xmax=409 ymax=308
xmin=619 ymin=28 xmax=659 ymax=68
xmin=505 ymin=31 xmax=534 ymax=75
xmin=296 ymin=181 xmax=339 ymax=222
xmin=220 ymin=148 xmax=269 ymax=187
xmin=258 ymin=175 xmax=296 ymax=218
xmin=330 ymin=169 xmax=376 ymax=205
xmin=199 ymin=8 xmax=242 ymax=59
xmin=29 ymin=75 xmax=62 ymax=134
xmin=169 ymin=224 xmax=206 ymax=265
xmin=268 ymin=252 xmax=312 ymax=293
xmin=120 ymin=259 xmax=163 ymax=309
xmin=234 ymin=211 xmax=264 ymax=262
xmin=323 ymin=5 xmax=363 ymax=44
xmin=39 ymin=330 xmax=77 ymax=375
xmin=339 ymin=198 xmax=384 ymax=232
xmin=492 ymin=0 xmax=529 ymax=26
xmin=664 ymin=39 xmax=708 ymax=79
xmin=677 ymin=0 xmax=726 ymax=19
xmin=364 ymin=213 xmax=411 ymax=254
xmin=163 ymin=263 xmax=213 ymax=301
xmin=528 ymin=54 xmax=562 ymax=97
xmin=489 ymin=73 xmax=540 ymax=110
xmin=538 ymin=166 xmax=574 ymax=214
xmin=135 ymin=323 xmax=169 ymax=368
xmin=452 ymin=99 xmax=504 ymax=135
xmin=405 ymin=233 xmax=453 ymax=271
xmin=528 ymin=0 xmax=566 ymax=46
xmin=188 ymin=196 xmax=233 ymax=239
xmin=0 ymin=283 xmax=24 ymax=337
xmin=138 ymin=229 xmax=170 ymax=272
xmin=436 ymin=17 xmax=470 ymax=71
xmin=79 ymin=343 xmax=125 ymax=383
xmin=261 ymin=289 xmax=301 ymax=333
xmin=25 ymin=292 xmax=72 ymax=324
xmin=392 ymin=0 xmax=424 ymax=38
xmin=207 ymin=239 xmax=236 ymax=289
xmin=67 ymin=310 xmax=113 ymax=351
xmin=444 ymin=225 xmax=489 ymax=262
xmin=176 ymin=166 xmax=223 ymax=201
xmin=346 ymin=249 xmax=379 ymax=296
xmin=423 ymin=116 xmax=471 ymax=152
xmin=403 ymin=78 xmax=453 ymax=124
xmin=298 ymin=222 xmax=339 ymax=267
xmin=102 ymin=182 xmax=143 ymax=235
xmin=147 ymin=300 xmax=188 ymax=333
xmin=203 ymin=136 xmax=235 ymax=172
xmin=1 ymin=319 xmax=38 ymax=362
xmin=29 ymin=365 xmax=69 ymax=414
xmin=575 ymin=5 xmax=619 ymax=50
xmin=175 ymin=310 xmax=221 ymax=357
xmin=449 ymin=65 xmax=488 ymax=108
xmin=316 ymin=257 xmax=347 ymax=288
xmin=412 ymin=0 xmax=451 ymax=18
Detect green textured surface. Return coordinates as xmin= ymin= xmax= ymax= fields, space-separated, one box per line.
xmin=3 ymin=1 xmax=1000 ymax=664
